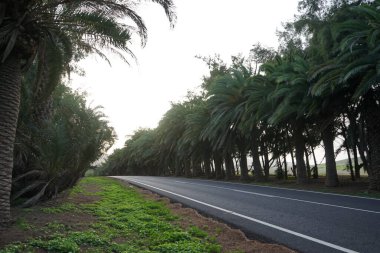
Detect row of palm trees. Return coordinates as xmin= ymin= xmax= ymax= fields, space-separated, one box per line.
xmin=0 ymin=0 xmax=175 ymax=228
xmin=100 ymin=0 xmax=380 ymax=191
xmin=13 ymin=79 xmax=115 ymax=208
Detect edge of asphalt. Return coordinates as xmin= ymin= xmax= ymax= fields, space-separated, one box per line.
xmin=112 ymin=177 xmax=360 ymax=253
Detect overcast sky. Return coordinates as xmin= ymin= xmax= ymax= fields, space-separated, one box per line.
xmin=70 ymin=0 xmax=302 ymax=150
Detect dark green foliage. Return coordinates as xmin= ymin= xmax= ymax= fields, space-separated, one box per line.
xmin=0 ymin=0 xmax=177 ymax=226
xmin=12 ymin=82 xmax=115 ymax=206
xmin=99 ymin=0 xmax=380 ymax=190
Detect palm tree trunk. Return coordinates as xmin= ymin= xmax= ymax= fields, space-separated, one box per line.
xmin=294 ymin=121 xmax=308 ymax=184
xmin=364 ymin=92 xmax=380 ymax=191
xmin=224 ymin=153 xmax=234 ymax=180
xmin=204 ymin=161 xmax=211 ymax=178
xmin=184 ymin=158 xmax=191 ymax=177
xmin=347 ymin=111 xmax=361 ymax=179
xmin=230 ymin=155 xmax=236 ymax=176
xmin=311 ymin=146 xmax=319 ymax=179
xmin=262 ymin=145 xmax=270 ymax=180
xmin=290 ymin=150 xmax=296 ymax=177
xmin=341 ymin=118 xmax=355 ymax=181
xmin=234 ymin=157 xmax=240 ymax=176
xmin=304 ymin=147 xmax=311 ymax=180
xmin=175 ymin=157 xmax=181 ymax=176
xmin=0 ymin=55 xmax=22 ymax=228
xmin=251 ymin=128 xmax=264 ymax=181
xmin=283 ymin=152 xmax=288 ymax=180
xmin=286 ymin=129 xmax=297 ymax=177
xmin=204 ymin=159 xmax=211 ymax=179
xmin=357 ymin=139 xmax=369 ymax=173
xmin=214 ymin=155 xmax=223 ymax=179
xmin=358 ymin=114 xmax=369 ymax=172
xmin=353 ymin=147 xmax=360 ymax=179
xmin=240 ymin=152 xmax=249 ymax=181
xmin=322 ymin=122 xmax=339 ymax=187
xmin=346 ymin=147 xmax=355 ymax=181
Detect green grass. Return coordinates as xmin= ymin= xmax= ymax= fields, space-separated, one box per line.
xmin=1 ymin=177 xmax=221 ymax=253
xmin=15 ymin=218 xmax=34 ymax=231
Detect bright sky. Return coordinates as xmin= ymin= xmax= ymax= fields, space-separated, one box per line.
xmin=70 ymin=0 xmax=301 ymax=150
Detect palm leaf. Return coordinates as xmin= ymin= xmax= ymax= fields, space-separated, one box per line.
xmin=353 ymin=70 xmax=378 ymax=99
xmin=12 ymin=181 xmax=46 ymax=201
xmin=1 ymin=29 xmax=18 ymax=63
xmin=21 ymin=181 xmax=52 ymax=207
xmin=12 ymin=170 xmax=45 ymax=183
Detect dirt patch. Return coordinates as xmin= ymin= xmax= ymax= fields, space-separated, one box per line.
xmin=0 ymin=185 xmax=101 ymax=248
xmin=67 ymin=183 xmax=102 ymax=204
xmin=67 ymin=193 xmax=101 ymax=205
xmin=0 ymin=208 xmax=97 ymax=247
xmin=134 ymin=186 xmax=295 ymax=253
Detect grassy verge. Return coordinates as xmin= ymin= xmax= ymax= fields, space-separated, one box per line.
xmin=1 ymin=177 xmax=222 ymax=253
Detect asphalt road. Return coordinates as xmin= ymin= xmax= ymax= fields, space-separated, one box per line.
xmin=112 ymin=176 xmax=380 ymax=253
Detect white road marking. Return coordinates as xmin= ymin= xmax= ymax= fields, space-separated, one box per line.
xmin=174 ymin=180 xmax=380 ymax=214
xmin=175 ymin=180 xmax=276 ymax=198
xmin=232 ymin=189 xmax=276 ymax=198
xmin=125 ymin=178 xmax=359 ymax=253
xmin=201 ymin=178 xmax=380 ymax=201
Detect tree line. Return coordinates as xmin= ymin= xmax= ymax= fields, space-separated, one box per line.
xmin=99 ymin=0 xmax=380 ymax=191
xmin=0 ymin=0 xmax=175 ymax=228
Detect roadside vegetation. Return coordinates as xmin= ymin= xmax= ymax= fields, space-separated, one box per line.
xmin=0 ymin=177 xmax=223 ymax=253
xmin=1 ymin=177 xmax=293 ymax=253
xmin=1 ymin=0 xmax=379 ymax=246
xmin=98 ymin=0 xmax=380 ymax=194
xmin=0 ymin=0 xmax=175 ymax=228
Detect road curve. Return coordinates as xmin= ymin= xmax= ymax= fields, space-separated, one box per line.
xmin=112 ymin=176 xmax=380 ymax=253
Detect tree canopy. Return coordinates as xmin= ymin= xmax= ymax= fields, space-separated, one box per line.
xmin=99 ymin=0 xmax=380 ymax=191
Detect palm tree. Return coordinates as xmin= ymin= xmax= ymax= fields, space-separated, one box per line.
xmin=156 ymin=102 xmax=190 ymax=177
xmin=244 ymin=73 xmax=278 ymax=179
xmin=182 ymin=97 xmax=213 ymax=178
xmin=97 ymin=148 xmax=128 ymax=176
xmin=0 ymin=0 xmax=175 ymax=227
xmin=263 ymin=53 xmax=312 ymax=184
xmin=124 ymin=128 xmax=160 ymax=175
xmin=311 ymin=1 xmax=380 ymax=190
xmin=12 ymin=83 xmax=115 ymax=207
xmin=203 ymin=65 xmax=253 ymax=181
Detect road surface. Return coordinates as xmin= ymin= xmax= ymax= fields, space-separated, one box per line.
xmin=112 ymin=176 xmax=380 ymax=253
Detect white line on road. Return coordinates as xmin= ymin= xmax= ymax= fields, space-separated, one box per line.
xmin=174 ymin=180 xmax=380 ymax=214
xmin=201 ymin=178 xmax=380 ymax=201
xmin=175 ymin=180 xmax=276 ymax=198
xmin=126 ymin=178 xmax=359 ymax=253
